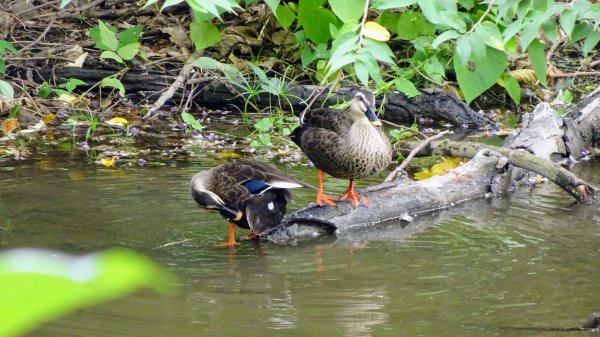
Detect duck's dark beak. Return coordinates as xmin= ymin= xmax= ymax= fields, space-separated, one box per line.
xmin=219 ymin=205 xmax=243 ymax=222
xmin=365 ymin=106 xmax=382 ymax=126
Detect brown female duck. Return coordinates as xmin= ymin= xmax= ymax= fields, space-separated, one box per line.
xmin=190 ymin=159 xmax=313 ymax=247
xmin=290 ymin=90 xmax=392 ymax=207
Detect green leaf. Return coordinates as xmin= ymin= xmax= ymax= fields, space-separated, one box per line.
xmin=181 ymin=111 xmax=203 ymax=131
xmin=502 ymin=20 xmax=523 ymax=44
xmin=298 ymin=0 xmax=338 ymax=44
xmin=439 ymin=11 xmax=466 ymax=33
xmin=59 ymin=78 xmax=87 ymax=92
xmin=362 ymin=38 xmax=395 ymax=64
xmin=59 ymin=0 xmax=73 ymax=8
xmin=276 ymin=4 xmax=296 ymax=29
xmin=330 ymin=0 xmax=365 ymax=23
xmin=499 ymin=74 xmax=521 ymax=104
xmin=0 ymin=59 xmax=4 ymax=75
xmin=97 ymin=21 xmax=119 ymax=51
xmin=0 ymin=248 xmax=175 ymax=337
xmin=119 ymin=25 xmax=144 ymax=47
xmin=162 ymin=0 xmax=184 ymax=10
xmin=306 ymin=9 xmax=338 ymax=44
xmin=192 ymin=56 xmax=239 ymax=80
xmin=354 ymin=59 xmax=370 ymax=87
xmin=190 ymin=19 xmax=221 ymax=50
xmin=253 ymin=117 xmax=272 ymax=132
xmin=100 ymin=50 xmax=123 ymax=63
xmin=423 ymin=56 xmax=445 ymax=83
xmin=372 ymin=0 xmax=416 ymax=10
xmin=417 ymin=0 xmax=443 ymax=26
xmin=582 ymin=31 xmax=600 ymax=56
xmin=186 ymin=0 xmax=241 ymax=20
xmin=560 ymin=8 xmax=577 ymax=37
xmin=100 ymin=77 xmax=126 ymax=97
xmin=38 ymin=82 xmax=53 ymax=99
xmin=258 ymin=133 xmax=271 ymax=145
xmin=432 ymin=30 xmax=459 ymax=48
xmin=117 ymin=43 xmax=140 ymax=61
xmin=469 ymin=31 xmax=487 ymax=58
xmin=394 ymin=77 xmax=420 ymax=98
xmin=527 ymin=39 xmax=547 ymax=87
xmin=454 ymin=46 xmax=507 ymax=104
xmin=264 ymin=0 xmax=280 ymax=16
xmin=379 ymin=10 xmax=400 ymax=34
xmin=0 ymin=40 xmax=16 ymax=53
xmin=396 ymin=11 xmax=434 ymax=40
xmin=477 ymin=21 xmax=504 ymax=51
xmin=0 ymin=80 xmax=14 ymax=100
xmin=455 ymin=35 xmax=471 ymax=65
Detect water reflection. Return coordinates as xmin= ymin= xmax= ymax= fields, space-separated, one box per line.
xmin=0 ymin=157 xmax=599 ymax=336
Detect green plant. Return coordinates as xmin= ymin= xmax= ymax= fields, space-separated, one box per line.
xmin=181 ymin=111 xmax=203 ymax=132
xmin=0 ymin=248 xmax=175 ymax=337
xmin=89 ymin=21 xmax=144 ymax=63
xmin=38 ymin=78 xmax=87 ymax=99
xmin=152 ymin=0 xmax=600 ymax=107
xmin=0 ymin=40 xmax=16 ymax=100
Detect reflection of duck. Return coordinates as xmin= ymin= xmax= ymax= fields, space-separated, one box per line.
xmin=291 ymin=90 xmax=392 ymax=207
xmin=190 ymin=159 xmax=313 ymax=247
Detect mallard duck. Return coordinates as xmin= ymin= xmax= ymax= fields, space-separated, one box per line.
xmin=290 ymin=90 xmax=392 ymax=207
xmin=190 ymin=159 xmax=313 ymax=247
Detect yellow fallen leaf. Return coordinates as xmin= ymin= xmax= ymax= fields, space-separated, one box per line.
xmin=58 ymin=93 xmax=78 ymax=104
xmin=363 ymin=21 xmax=390 ymax=41
xmin=414 ymin=170 xmax=434 ymax=181
xmin=215 ymin=152 xmax=242 ymax=159
xmin=508 ymin=69 xmax=537 ymax=84
xmin=414 ymin=157 xmax=463 ymax=180
xmin=1 ymin=118 xmax=19 ymax=135
xmin=100 ymin=156 xmax=116 ymax=168
xmin=431 ymin=157 xmax=462 ymax=175
xmin=108 ymin=117 xmax=129 ymax=125
xmin=42 ymin=113 xmax=56 ymax=125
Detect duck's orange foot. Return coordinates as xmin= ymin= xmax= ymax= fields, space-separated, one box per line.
xmin=244 ymin=232 xmax=259 ymax=240
xmin=214 ymin=241 xmax=239 ymax=248
xmin=339 ymin=191 xmax=369 ymax=207
xmin=214 ymin=223 xmax=239 ymax=248
xmin=316 ymin=191 xmax=338 ymax=207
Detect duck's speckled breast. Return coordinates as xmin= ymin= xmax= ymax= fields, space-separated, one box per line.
xmin=328 ymin=121 xmax=392 ymax=179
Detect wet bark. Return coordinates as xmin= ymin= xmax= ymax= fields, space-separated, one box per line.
xmin=33 ymin=67 xmax=493 ymax=128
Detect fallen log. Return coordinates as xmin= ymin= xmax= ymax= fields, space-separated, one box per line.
xmin=263 ymin=149 xmax=513 ymax=244
xmin=32 ymin=67 xmax=493 ymax=128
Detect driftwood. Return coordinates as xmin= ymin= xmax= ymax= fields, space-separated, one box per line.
xmin=33 ymin=67 xmax=493 ymax=128
xmin=263 ymin=149 xmax=513 ymax=244
xmin=261 ymin=87 xmax=600 ymax=244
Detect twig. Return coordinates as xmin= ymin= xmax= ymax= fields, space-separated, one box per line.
xmin=385 ymin=130 xmax=451 ymax=182
xmin=550 ymin=71 xmax=600 ymax=78
xmin=143 ymin=52 xmax=200 ymax=120
xmin=14 ymin=0 xmax=59 ymax=17
xmin=357 ymin=0 xmax=370 ymax=48
xmin=381 ymin=119 xmax=427 ymax=139
xmin=299 ymin=84 xmax=332 ymax=123
xmin=18 ymin=0 xmax=106 ymax=52
xmin=466 ymin=0 xmax=496 ymax=35
xmin=18 ymin=15 xmax=59 ymax=52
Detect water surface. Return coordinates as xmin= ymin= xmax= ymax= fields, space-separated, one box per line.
xmin=1 ymin=155 xmax=598 ymax=337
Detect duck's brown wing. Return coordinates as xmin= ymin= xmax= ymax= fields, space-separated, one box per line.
xmin=291 ymin=110 xmax=353 ymax=175
xmin=301 ymin=108 xmax=353 ymax=134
